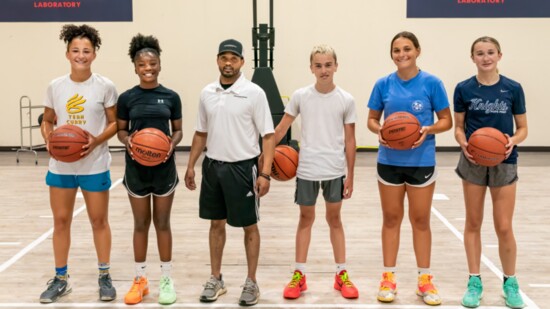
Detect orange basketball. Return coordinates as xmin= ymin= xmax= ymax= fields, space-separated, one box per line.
xmin=467 ymin=127 xmax=508 ymax=167
xmin=131 ymin=128 xmax=171 ymax=167
xmin=48 ymin=125 xmax=88 ymax=162
xmin=271 ymin=145 xmax=299 ymax=181
xmin=380 ymin=111 xmax=421 ymax=150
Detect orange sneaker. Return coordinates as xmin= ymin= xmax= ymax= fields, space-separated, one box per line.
xmin=378 ymin=272 xmax=397 ymax=302
xmin=283 ymin=270 xmax=307 ymax=299
xmin=334 ymin=270 xmax=359 ymax=299
xmin=124 ymin=276 xmax=149 ymax=305
xmin=417 ymin=274 xmax=442 ymax=306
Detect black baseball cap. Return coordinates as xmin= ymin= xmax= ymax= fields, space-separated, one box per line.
xmin=218 ymin=39 xmax=243 ymax=58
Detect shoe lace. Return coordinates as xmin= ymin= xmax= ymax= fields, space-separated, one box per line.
xmin=99 ymin=275 xmax=113 ymax=289
xmin=45 ymin=277 xmax=61 ymax=291
xmin=380 ymin=272 xmax=396 ymax=291
xmin=129 ymin=278 xmax=142 ymax=292
xmin=160 ymin=277 xmax=171 ymax=290
xmin=287 ymin=272 xmax=303 ymax=288
xmin=504 ymin=280 xmax=520 ymax=296
xmin=241 ymin=279 xmax=257 ymax=294
xmin=418 ymin=274 xmax=437 ymax=294
xmin=203 ymin=277 xmax=218 ymax=290
xmin=339 ymin=271 xmax=355 ymax=287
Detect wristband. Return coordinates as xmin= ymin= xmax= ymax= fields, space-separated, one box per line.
xmin=259 ymin=172 xmax=271 ymax=181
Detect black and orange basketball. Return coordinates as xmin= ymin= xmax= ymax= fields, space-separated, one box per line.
xmin=271 ymin=145 xmax=299 ymax=181
xmin=48 ymin=125 xmax=88 ymax=163
xmin=131 ymin=128 xmax=171 ymax=167
xmin=380 ymin=111 xmax=421 ymax=150
xmin=467 ymin=127 xmax=508 ymax=167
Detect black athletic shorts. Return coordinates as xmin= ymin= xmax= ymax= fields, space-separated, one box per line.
xmin=199 ymin=156 xmax=259 ymax=227
xmin=377 ymin=163 xmax=437 ymax=187
xmin=123 ymin=157 xmax=179 ymax=198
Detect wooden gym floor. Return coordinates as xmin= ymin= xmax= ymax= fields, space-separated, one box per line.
xmin=0 ymin=150 xmax=548 ymax=308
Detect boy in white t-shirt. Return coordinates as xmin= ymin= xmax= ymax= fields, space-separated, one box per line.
xmin=273 ymin=44 xmax=358 ymax=300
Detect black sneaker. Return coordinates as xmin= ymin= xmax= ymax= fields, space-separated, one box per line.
xmin=99 ymin=274 xmax=116 ymax=301
xmin=39 ymin=276 xmax=71 ymax=303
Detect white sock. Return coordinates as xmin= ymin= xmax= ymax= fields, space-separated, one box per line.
xmin=385 ymin=266 xmax=397 ymax=274
xmin=160 ymin=261 xmax=172 ymax=278
xmin=135 ymin=262 xmax=147 ymax=278
xmin=295 ymin=263 xmax=306 ymax=274
xmin=418 ymin=268 xmax=431 ymax=276
xmin=336 ymin=263 xmax=347 ymax=274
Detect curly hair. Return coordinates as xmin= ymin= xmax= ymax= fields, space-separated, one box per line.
xmin=128 ymin=34 xmax=162 ymax=63
xmin=59 ymin=24 xmax=101 ymax=50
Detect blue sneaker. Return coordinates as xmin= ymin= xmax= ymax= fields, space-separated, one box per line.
xmin=503 ymin=277 xmax=525 ymax=309
xmin=461 ymin=276 xmax=482 ymax=308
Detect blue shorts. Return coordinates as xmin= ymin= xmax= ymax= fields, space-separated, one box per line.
xmin=46 ymin=171 xmax=111 ymax=192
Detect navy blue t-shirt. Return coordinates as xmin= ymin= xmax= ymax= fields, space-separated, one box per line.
xmin=453 ymin=75 xmax=526 ymax=164
xmin=117 ymin=84 xmax=182 ymax=136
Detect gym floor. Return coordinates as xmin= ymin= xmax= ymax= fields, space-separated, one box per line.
xmin=0 ymin=150 xmax=548 ymax=308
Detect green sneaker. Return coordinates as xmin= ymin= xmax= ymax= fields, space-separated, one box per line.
xmin=461 ymin=276 xmax=483 ymax=308
xmin=158 ymin=276 xmax=177 ymax=305
xmin=503 ymin=277 xmax=525 ymax=309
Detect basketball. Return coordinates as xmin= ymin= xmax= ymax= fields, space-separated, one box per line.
xmin=48 ymin=125 xmax=88 ymax=163
xmin=271 ymin=145 xmax=299 ymax=181
xmin=467 ymin=127 xmax=508 ymax=167
xmin=131 ymin=128 xmax=171 ymax=167
xmin=380 ymin=111 xmax=421 ymax=150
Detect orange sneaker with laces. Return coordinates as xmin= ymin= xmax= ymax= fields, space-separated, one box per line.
xmin=283 ymin=270 xmax=307 ymax=299
xmin=417 ymin=274 xmax=442 ymax=306
xmin=334 ymin=270 xmax=359 ymax=299
xmin=124 ymin=276 xmax=149 ymax=305
xmin=378 ymin=271 xmax=397 ymax=302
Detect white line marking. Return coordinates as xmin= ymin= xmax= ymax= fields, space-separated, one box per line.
xmin=0 ymin=178 xmax=123 ymax=274
xmin=529 ymin=284 xmax=550 ymax=288
xmin=0 ymin=242 xmax=20 ymax=246
xmin=39 ymin=215 xmax=53 ymax=218
xmin=0 ymin=304 xmax=520 ymax=308
xmin=76 ymin=191 xmax=83 ymax=199
xmin=431 ymin=206 xmax=539 ymax=309
xmin=485 ymin=244 xmax=499 ymax=248
xmin=433 ymin=193 xmax=449 ymax=200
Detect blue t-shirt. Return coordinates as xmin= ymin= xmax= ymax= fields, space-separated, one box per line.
xmin=367 ymin=70 xmax=450 ymax=167
xmin=453 ymin=75 xmax=526 ymax=164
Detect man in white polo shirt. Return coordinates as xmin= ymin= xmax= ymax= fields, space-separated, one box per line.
xmin=184 ymin=38 xmax=275 ymax=306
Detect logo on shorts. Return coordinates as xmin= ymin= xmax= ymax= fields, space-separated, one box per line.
xmin=246 ymin=191 xmax=254 ymax=197
xmin=424 ymin=173 xmax=433 ymax=179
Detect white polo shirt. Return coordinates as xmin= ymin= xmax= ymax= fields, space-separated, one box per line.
xmin=44 ymin=73 xmax=117 ymax=175
xmin=196 ymin=73 xmax=274 ymax=162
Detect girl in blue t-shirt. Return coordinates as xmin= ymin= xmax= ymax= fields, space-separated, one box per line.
xmin=367 ymin=31 xmax=452 ymax=305
xmin=454 ymin=36 xmax=528 ymax=309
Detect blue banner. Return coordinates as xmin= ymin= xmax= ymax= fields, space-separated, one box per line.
xmin=407 ymin=0 xmax=550 ymax=18
xmin=0 ymin=0 xmax=132 ymax=22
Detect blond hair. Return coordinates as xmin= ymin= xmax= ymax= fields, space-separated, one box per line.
xmin=310 ymin=44 xmax=337 ymax=64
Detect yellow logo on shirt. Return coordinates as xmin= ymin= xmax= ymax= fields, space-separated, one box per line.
xmin=65 ymin=94 xmax=87 ymax=125
xmin=66 ymin=94 xmax=86 ymax=114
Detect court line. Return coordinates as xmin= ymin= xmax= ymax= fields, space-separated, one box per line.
xmin=0 ymin=303 xmax=518 ymax=308
xmin=431 ymin=206 xmax=539 ymax=309
xmin=0 ymin=178 xmax=123 ymax=274
xmin=529 ymin=284 xmax=550 ymax=288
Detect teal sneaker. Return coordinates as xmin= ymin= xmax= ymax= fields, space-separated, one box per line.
xmin=461 ymin=276 xmax=483 ymax=308
xmin=503 ymin=277 xmax=525 ymax=309
xmin=158 ymin=276 xmax=177 ymax=305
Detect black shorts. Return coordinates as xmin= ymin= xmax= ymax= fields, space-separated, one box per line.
xmin=123 ymin=157 xmax=179 ymax=198
xmin=199 ymin=156 xmax=259 ymax=227
xmin=377 ymin=163 xmax=437 ymax=187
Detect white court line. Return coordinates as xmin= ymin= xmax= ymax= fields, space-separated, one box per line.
xmin=0 ymin=242 xmax=20 ymax=246
xmin=0 ymin=304 xmax=519 ymax=308
xmin=0 ymin=178 xmax=123 ymax=274
xmin=529 ymin=284 xmax=550 ymax=288
xmin=431 ymin=206 xmax=539 ymax=309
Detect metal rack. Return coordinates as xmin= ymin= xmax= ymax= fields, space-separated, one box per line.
xmin=16 ymin=96 xmax=44 ymax=165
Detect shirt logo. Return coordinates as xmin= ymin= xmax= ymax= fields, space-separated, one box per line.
xmin=500 ymin=89 xmax=509 ymax=93
xmin=157 ymin=99 xmax=164 ymax=104
xmin=469 ymin=98 xmax=508 ymax=114
xmin=411 ymin=100 xmax=424 ymax=112
xmin=66 ymin=93 xmax=86 ymax=114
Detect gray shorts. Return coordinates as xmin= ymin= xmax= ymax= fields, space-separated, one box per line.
xmin=294 ymin=176 xmax=344 ymax=206
xmin=455 ymin=152 xmax=518 ymax=187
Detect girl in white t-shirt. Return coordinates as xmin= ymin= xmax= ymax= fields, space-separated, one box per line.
xmin=39 ymin=24 xmax=118 ymax=304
